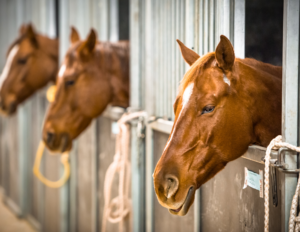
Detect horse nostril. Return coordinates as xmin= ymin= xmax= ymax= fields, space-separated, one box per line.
xmin=165 ymin=175 xmax=179 ymax=198
xmin=47 ymin=131 xmax=55 ymax=144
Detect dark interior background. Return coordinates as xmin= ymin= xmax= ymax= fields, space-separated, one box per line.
xmin=245 ymin=0 xmax=283 ymax=66
xmin=118 ymin=0 xmax=129 ymax=40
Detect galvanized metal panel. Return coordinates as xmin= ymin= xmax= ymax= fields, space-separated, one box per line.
xmin=281 ymin=0 xmax=300 ymax=231
xmin=200 ymin=158 xmax=281 ymax=231
xmin=97 ymin=116 xmax=129 ymax=232
xmin=234 ymin=0 xmax=245 ymax=58
xmin=153 ymin=131 xmax=195 ymax=232
xmin=76 ymin=124 xmax=95 ymax=232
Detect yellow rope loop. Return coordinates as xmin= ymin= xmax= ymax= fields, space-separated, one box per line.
xmin=33 ymin=141 xmax=70 ymax=188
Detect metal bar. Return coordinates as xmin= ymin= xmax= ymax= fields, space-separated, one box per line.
xmin=199 ymin=0 xmax=204 ymax=55
xmin=16 ymin=0 xmax=30 ymax=219
xmin=145 ymin=0 xmax=154 ymax=116
xmin=209 ymin=0 xmax=214 ymax=51
xmin=18 ymin=101 xmax=31 ymax=217
xmin=233 ymin=0 xmax=245 ymax=58
xmin=69 ymin=142 xmax=78 ymax=232
xmin=281 ymin=0 xmax=300 ymax=231
xmin=58 ymin=1 xmax=71 ymax=231
xmin=149 ymin=119 xmax=173 ymax=134
xmin=131 ymin=120 xmax=145 ymax=232
xmin=145 ymin=124 xmax=154 ymax=232
xmin=222 ymin=0 xmax=231 ymax=39
xmin=186 ymin=0 xmax=195 ymax=56
xmin=109 ymin=0 xmax=119 ymax=41
xmin=91 ymin=120 xmax=99 ymax=232
xmin=203 ymin=0 xmax=209 ymax=54
xmin=99 ymin=0 xmax=109 ymax=40
xmin=130 ymin=0 xmax=141 ymax=109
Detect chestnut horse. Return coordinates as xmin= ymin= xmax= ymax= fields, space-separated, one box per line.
xmin=42 ymin=28 xmax=129 ymax=152
xmin=153 ymin=35 xmax=282 ymax=216
xmin=0 ymin=24 xmax=58 ymax=115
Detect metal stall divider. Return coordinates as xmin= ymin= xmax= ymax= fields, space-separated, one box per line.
xmin=135 ymin=0 xmax=246 ymax=231
xmin=58 ymin=1 xmax=105 ymax=232
xmin=0 ymin=1 xmax=58 ymax=231
xmin=59 ymin=1 xmax=130 ymax=232
xmin=281 ymin=0 xmax=299 ymax=231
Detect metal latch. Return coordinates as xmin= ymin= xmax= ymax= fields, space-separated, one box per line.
xmin=276 ymin=148 xmax=300 ymax=174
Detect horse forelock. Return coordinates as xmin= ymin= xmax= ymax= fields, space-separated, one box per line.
xmin=179 ymin=52 xmax=215 ymax=95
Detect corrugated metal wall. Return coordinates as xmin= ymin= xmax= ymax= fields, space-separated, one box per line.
xmin=0 ymin=1 xmax=58 ymax=232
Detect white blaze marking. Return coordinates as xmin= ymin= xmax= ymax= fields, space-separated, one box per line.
xmin=163 ymin=83 xmax=194 ymax=154
xmin=0 ymin=45 xmax=19 ymax=91
xmin=223 ymin=73 xmax=230 ymax=86
xmin=58 ymin=64 xmax=66 ymax=78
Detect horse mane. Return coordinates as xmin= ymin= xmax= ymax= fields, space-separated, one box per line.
xmin=97 ymin=41 xmax=129 ymax=63
xmin=179 ymin=52 xmax=215 ymax=94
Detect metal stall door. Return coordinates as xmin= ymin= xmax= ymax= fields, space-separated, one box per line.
xmin=0 ymin=0 xmax=24 ymax=217
xmin=59 ymin=1 xmax=129 ymax=231
xmin=197 ymin=0 xmax=298 ymax=231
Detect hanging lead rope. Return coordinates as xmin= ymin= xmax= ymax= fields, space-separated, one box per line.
xmin=102 ymin=111 xmax=147 ymax=232
xmin=265 ymin=135 xmax=300 ymax=232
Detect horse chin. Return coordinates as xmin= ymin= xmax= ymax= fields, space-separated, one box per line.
xmin=58 ymin=134 xmax=72 ymax=153
xmin=169 ymin=186 xmax=195 ymax=216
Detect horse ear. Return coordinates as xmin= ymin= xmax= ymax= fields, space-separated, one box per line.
xmin=19 ymin=24 xmax=28 ymax=35
xmin=70 ymin=26 xmax=80 ymax=44
xmin=26 ymin=23 xmax=38 ymax=48
xmin=176 ymin=39 xmax=200 ymax=66
xmin=85 ymin=29 xmax=97 ymax=52
xmin=215 ymin=35 xmax=235 ymax=70
xmin=79 ymin=29 xmax=97 ymax=57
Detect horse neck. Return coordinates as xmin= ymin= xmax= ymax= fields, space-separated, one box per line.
xmin=236 ymin=59 xmax=282 ymax=146
xmin=37 ymin=35 xmax=59 ymax=82
xmin=98 ymin=42 xmax=130 ymax=108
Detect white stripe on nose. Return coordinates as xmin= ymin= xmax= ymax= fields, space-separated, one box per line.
xmin=58 ymin=64 xmax=66 ymax=78
xmin=0 ymin=45 xmax=20 ymax=92
xmin=163 ymin=83 xmax=194 ymax=152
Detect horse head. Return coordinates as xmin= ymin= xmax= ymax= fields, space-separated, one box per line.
xmin=153 ymin=35 xmax=282 ymax=216
xmin=42 ymin=27 xmax=129 ymax=152
xmin=0 ymin=23 xmax=58 ymax=115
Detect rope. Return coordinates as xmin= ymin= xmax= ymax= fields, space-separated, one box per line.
xmin=33 ymin=141 xmax=70 ymax=188
xmin=264 ymin=135 xmax=300 ymax=232
xmin=102 ymin=111 xmax=147 ymax=232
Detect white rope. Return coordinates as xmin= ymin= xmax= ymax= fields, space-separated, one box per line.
xmin=265 ymin=135 xmax=300 ymax=232
xmin=102 ymin=111 xmax=147 ymax=232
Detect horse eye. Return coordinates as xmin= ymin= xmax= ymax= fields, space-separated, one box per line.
xmin=65 ymin=80 xmax=75 ymax=87
xmin=18 ymin=58 xmax=27 ymax=65
xmin=201 ymin=105 xmax=215 ymax=115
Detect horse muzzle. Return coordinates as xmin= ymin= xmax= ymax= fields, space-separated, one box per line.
xmin=0 ymin=99 xmax=17 ymax=116
xmin=43 ymin=131 xmax=72 ymax=153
